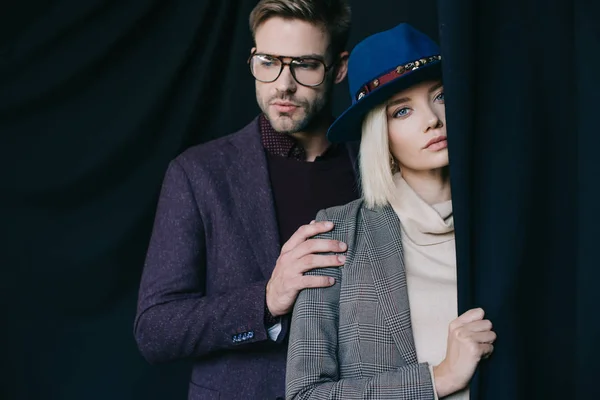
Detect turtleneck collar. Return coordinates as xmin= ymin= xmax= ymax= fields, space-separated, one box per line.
xmin=388 ymin=172 xmax=454 ymax=246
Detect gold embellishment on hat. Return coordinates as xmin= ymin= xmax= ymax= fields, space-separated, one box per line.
xmin=355 ymin=54 xmax=442 ymax=101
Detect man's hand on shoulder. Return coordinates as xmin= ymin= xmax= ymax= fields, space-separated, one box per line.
xmin=266 ymin=221 xmax=347 ymax=317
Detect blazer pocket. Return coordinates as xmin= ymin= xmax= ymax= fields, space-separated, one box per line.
xmin=188 ymin=381 xmax=220 ymax=400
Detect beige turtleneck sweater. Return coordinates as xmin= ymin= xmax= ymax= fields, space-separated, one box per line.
xmin=389 ymin=173 xmax=469 ymax=400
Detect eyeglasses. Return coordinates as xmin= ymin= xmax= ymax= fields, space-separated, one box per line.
xmin=248 ymin=51 xmax=336 ymax=87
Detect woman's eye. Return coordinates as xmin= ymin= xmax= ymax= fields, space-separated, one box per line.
xmin=435 ymin=92 xmax=445 ymax=102
xmin=394 ymin=107 xmax=410 ymax=118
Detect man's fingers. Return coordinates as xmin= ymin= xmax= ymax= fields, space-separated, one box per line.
xmin=281 ymin=221 xmax=335 ymax=253
xmin=299 ymin=275 xmax=336 ymax=289
xmin=299 ymin=254 xmax=346 ymax=272
xmin=293 ymin=238 xmax=347 ymax=259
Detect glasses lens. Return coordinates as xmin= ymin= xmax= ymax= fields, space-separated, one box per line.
xmin=250 ymin=55 xmax=281 ymax=82
xmin=291 ymin=59 xmax=326 ymax=86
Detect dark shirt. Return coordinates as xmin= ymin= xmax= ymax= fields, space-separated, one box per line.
xmin=259 ymin=114 xmax=360 ymax=245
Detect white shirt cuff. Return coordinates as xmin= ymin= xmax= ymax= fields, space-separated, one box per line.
xmin=267 ymin=322 xmax=282 ymax=341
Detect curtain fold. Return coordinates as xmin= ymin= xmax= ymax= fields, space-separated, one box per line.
xmin=439 ymin=0 xmax=600 ymax=398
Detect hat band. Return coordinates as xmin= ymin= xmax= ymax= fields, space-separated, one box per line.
xmin=355 ymin=55 xmax=442 ymax=101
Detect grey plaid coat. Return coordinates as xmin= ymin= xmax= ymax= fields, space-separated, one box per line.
xmin=286 ymin=199 xmax=436 ymax=399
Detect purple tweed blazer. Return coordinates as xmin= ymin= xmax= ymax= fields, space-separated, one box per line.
xmin=134 ymin=117 xmax=359 ymax=399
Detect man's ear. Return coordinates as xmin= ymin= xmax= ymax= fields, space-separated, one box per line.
xmin=333 ymin=51 xmax=349 ymax=84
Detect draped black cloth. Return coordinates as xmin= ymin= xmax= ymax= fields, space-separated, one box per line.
xmin=440 ymin=0 xmax=600 ymax=398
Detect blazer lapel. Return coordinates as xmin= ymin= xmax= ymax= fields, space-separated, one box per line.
xmin=363 ymin=205 xmax=419 ymax=365
xmin=227 ymin=118 xmax=280 ymax=280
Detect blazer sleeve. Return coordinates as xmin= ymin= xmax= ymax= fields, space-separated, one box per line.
xmin=286 ymin=209 xmax=435 ymax=400
xmin=134 ymin=160 xmax=276 ymax=364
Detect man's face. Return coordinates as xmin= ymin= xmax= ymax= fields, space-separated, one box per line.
xmin=252 ymin=17 xmax=338 ymax=134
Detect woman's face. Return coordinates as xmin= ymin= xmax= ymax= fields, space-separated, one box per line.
xmin=386 ymin=79 xmax=448 ymax=173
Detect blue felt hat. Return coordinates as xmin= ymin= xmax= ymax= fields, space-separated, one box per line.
xmin=328 ymin=23 xmax=442 ymax=143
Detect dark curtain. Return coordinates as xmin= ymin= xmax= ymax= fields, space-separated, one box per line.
xmin=440 ymin=0 xmax=600 ymax=399
xmin=1 ymin=1 xmax=438 ymax=399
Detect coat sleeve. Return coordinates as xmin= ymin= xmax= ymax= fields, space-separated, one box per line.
xmin=286 ymin=209 xmax=436 ymax=400
xmin=134 ymin=160 xmax=275 ymax=364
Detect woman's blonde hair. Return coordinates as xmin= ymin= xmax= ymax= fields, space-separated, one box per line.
xmin=359 ymin=103 xmax=397 ymax=209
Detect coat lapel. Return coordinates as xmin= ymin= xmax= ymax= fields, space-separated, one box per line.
xmin=363 ymin=205 xmax=419 ymax=365
xmin=227 ymin=118 xmax=280 ymax=280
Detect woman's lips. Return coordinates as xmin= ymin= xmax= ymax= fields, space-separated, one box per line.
xmin=424 ymin=136 xmax=448 ymax=151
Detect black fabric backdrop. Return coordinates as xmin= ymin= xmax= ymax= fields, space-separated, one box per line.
xmin=1 ymin=0 xmax=598 ymax=399
xmin=439 ymin=1 xmax=600 ymax=398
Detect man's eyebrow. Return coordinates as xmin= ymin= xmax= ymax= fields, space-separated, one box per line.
xmin=297 ymin=54 xmax=325 ymax=59
xmin=256 ymin=52 xmax=325 ymax=60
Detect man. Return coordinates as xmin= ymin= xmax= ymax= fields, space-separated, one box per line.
xmin=134 ymin=1 xmax=358 ymax=399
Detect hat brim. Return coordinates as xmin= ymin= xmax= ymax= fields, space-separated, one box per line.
xmin=327 ymin=62 xmax=442 ymax=143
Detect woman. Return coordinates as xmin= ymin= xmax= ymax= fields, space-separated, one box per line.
xmin=286 ymin=24 xmax=496 ymax=399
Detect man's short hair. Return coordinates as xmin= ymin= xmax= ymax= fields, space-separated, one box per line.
xmin=249 ymin=0 xmax=351 ymax=57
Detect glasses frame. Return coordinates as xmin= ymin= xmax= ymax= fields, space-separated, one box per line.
xmin=247 ymin=51 xmax=337 ymax=87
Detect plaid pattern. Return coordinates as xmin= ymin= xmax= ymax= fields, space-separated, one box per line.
xmin=286 ymin=199 xmax=436 ymax=399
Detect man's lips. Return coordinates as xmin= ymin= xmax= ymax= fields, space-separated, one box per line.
xmin=271 ymin=102 xmax=299 ymax=113
xmin=271 ymin=101 xmax=299 ymax=107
